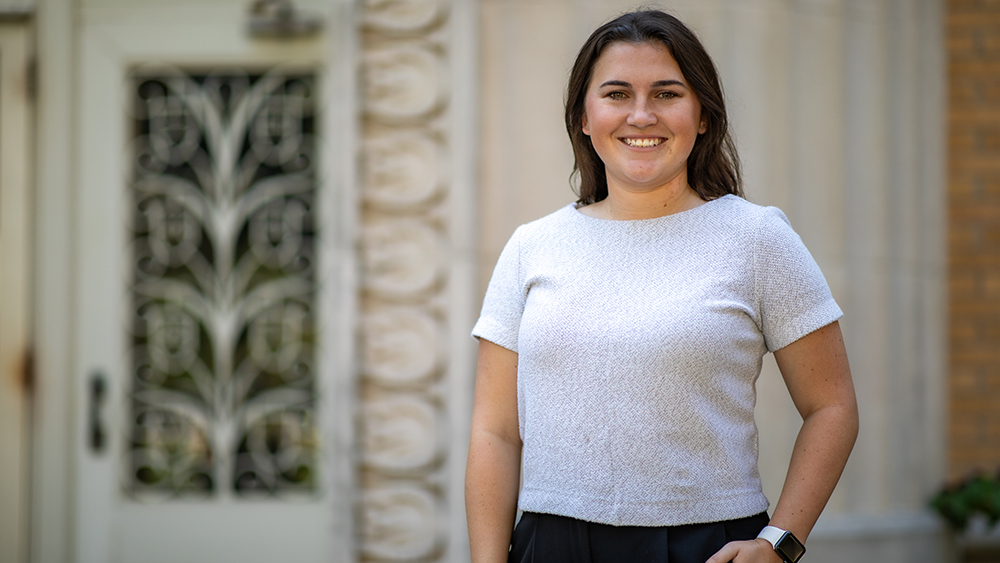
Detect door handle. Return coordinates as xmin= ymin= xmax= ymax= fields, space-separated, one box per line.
xmin=89 ymin=372 xmax=107 ymax=453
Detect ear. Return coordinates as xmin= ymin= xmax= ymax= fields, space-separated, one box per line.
xmin=582 ymin=113 xmax=590 ymax=136
xmin=698 ymin=115 xmax=707 ymax=135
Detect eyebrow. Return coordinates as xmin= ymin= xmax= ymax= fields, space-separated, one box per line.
xmin=599 ymin=79 xmax=687 ymax=89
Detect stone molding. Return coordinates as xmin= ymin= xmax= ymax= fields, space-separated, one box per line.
xmin=358 ymin=0 xmax=455 ymax=560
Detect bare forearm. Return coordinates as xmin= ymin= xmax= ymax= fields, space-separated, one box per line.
xmin=709 ymin=323 xmax=857 ymax=563
xmin=466 ymin=431 xmax=522 ymax=563
xmin=769 ymin=403 xmax=859 ymax=542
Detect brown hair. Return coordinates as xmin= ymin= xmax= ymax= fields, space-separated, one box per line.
xmin=565 ymin=10 xmax=743 ymax=204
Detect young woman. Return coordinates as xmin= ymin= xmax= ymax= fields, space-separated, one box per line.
xmin=466 ymin=10 xmax=858 ymax=563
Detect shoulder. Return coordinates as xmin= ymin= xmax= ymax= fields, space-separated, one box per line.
xmin=691 ymin=195 xmax=780 ymax=242
xmin=520 ymin=203 xmax=579 ymax=230
xmin=706 ymin=194 xmax=778 ymax=221
xmin=705 ymin=195 xmax=798 ymax=240
xmin=509 ymin=203 xmax=582 ymax=246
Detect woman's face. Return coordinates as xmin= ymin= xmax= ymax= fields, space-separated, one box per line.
xmin=582 ymin=41 xmax=706 ymax=195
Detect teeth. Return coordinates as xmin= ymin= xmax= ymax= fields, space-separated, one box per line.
xmin=623 ymin=138 xmax=662 ymax=148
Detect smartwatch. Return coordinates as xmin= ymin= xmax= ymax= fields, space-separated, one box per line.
xmin=757 ymin=525 xmax=806 ymax=563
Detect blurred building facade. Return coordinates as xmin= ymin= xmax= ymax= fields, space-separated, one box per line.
xmin=0 ymin=0 xmax=994 ymax=562
xmin=947 ymin=0 xmax=1000 ymax=481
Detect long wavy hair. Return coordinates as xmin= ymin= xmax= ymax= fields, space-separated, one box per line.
xmin=565 ymin=10 xmax=743 ymax=205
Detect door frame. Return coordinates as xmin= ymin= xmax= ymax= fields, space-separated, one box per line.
xmin=29 ymin=1 xmax=360 ymax=562
xmin=0 ymin=15 xmax=35 ymax=563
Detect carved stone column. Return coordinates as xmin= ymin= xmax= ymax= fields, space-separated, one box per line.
xmin=356 ymin=0 xmax=475 ymax=561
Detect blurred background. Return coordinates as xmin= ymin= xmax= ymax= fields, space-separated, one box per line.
xmin=0 ymin=0 xmax=996 ymax=562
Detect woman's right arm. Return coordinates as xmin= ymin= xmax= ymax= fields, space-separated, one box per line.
xmin=466 ymin=338 xmax=522 ymax=563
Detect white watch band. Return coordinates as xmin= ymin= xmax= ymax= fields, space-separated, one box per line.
xmin=757 ymin=525 xmax=786 ymax=549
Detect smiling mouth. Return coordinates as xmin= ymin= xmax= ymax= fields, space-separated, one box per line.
xmin=621 ymin=138 xmax=664 ymax=148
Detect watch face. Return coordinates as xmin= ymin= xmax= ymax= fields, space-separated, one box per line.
xmin=775 ymin=532 xmax=806 ymax=563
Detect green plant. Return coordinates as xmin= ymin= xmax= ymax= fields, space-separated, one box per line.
xmin=931 ymin=471 xmax=1000 ymax=532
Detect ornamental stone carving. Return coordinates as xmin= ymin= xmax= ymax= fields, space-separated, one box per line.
xmin=358 ymin=1 xmax=454 ymax=561
xmin=361 ymin=218 xmax=445 ymax=300
xmin=364 ymin=0 xmax=447 ymax=32
xmin=363 ymin=129 xmax=444 ymax=209
xmin=362 ymin=307 xmax=441 ymax=385
xmin=363 ymin=43 xmax=446 ymax=121
xmin=360 ymin=485 xmax=442 ymax=560
xmin=361 ymin=395 xmax=442 ymax=472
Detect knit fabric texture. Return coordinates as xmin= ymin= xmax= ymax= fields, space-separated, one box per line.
xmin=471 ymin=195 xmax=843 ymax=527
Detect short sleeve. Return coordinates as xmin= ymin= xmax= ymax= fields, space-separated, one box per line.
xmin=471 ymin=226 xmax=526 ymax=352
xmin=755 ymin=207 xmax=843 ymax=352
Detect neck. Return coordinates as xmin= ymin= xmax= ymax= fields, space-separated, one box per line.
xmin=587 ymin=182 xmax=705 ymax=221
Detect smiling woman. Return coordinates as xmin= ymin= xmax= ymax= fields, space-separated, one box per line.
xmin=564 ymin=10 xmax=742 ymax=209
xmin=579 ymin=41 xmax=707 ymax=220
xmin=466 ymin=9 xmax=858 ymax=563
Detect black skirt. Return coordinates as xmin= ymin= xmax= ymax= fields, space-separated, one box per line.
xmin=508 ymin=511 xmax=769 ymax=563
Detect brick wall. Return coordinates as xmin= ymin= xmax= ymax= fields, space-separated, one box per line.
xmin=948 ymin=0 xmax=1000 ymax=477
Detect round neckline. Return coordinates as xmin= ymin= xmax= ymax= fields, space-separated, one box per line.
xmin=570 ymin=194 xmax=733 ymax=225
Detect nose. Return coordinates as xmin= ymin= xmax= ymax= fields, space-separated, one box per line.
xmin=627 ymin=98 xmax=657 ymax=127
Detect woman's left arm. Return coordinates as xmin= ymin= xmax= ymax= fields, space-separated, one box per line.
xmin=707 ymin=320 xmax=859 ymax=563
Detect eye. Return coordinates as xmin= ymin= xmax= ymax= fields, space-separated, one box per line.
xmin=607 ymin=91 xmax=627 ymax=100
xmin=656 ymin=91 xmax=680 ymax=99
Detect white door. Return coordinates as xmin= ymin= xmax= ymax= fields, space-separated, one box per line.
xmin=73 ymin=2 xmax=353 ymax=562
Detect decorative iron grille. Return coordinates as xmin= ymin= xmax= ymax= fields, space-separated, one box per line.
xmin=128 ymin=70 xmax=318 ymax=497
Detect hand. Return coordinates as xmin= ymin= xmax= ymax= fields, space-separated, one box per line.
xmin=705 ymin=538 xmax=783 ymax=563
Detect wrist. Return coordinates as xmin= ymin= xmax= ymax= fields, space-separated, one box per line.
xmin=753 ymin=537 xmax=777 ymax=554
xmin=757 ymin=525 xmax=806 ymax=563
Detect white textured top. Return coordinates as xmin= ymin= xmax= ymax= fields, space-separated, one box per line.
xmin=472 ymin=195 xmax=843 ymax=526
